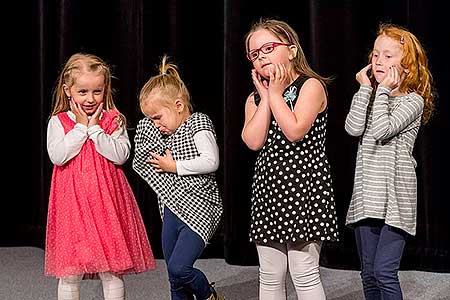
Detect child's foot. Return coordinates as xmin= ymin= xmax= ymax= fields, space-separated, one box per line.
xmin=207 ymin=292 xmax=224 ymax=300
xmin=207 ymin=282 xmax=224 ymax=300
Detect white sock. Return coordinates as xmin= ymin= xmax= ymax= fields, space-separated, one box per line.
xmin=99 ymin=272 xmax=125 ymax=300
xmin=57 ymin=275 xmax=82 ymax=300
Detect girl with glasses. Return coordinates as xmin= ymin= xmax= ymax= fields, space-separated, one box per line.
xmin=241 ymin=18 xmax=339 ymax=300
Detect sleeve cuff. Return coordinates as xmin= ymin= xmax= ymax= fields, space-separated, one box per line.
xmin=377 ymin=85 xmax=392 ymax=95
xmin=87 ymin=125 xmax=104 ymax=137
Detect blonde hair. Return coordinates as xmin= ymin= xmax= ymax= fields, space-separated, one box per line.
xmin=139 ymin=55 xmax=192 ymax=114
xmin=370 ymin=23 xmax=435 ymax=124
xmin=244 ymin=18 xmax=332 ymax=86
xmin=50 ymin=53 xmax=125 ymax=125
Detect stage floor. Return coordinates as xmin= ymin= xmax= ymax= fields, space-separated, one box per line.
xmin=1 ymin=247 xmax=449 ymax=300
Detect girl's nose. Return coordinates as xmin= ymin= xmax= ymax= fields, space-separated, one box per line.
xmin=86 ymin=94 xmax=95 ymax=102
xmin=375 ymin=57 xmax=383 ymax=66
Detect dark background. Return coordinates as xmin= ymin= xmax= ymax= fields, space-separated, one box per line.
xmin=23 ymin=0 xmax=449 ymax=272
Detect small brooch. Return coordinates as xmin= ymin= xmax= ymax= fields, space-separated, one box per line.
xmin=284 ymin=86 xmax=297 ymax=111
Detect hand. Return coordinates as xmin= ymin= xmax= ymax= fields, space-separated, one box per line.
xmin=147 ymin=149 xmax=177 ymax=173
xmin=380 ymin=65 xmax=401 ymax=90
xmin=88 ymin=102 xmax=103 ymax=127
xmin=251 ymin=69 xmax=269 ymax=101
xmin=69 ymin=100 xmax=89 ymax=126
xmin=268 ymin=63 xmax=290 ymax=96
xmin=355 ymin=64 xmax=372 ymax=86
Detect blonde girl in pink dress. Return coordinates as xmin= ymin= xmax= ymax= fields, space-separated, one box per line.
xmin=45 ymin=53 xmax=155 ymax=300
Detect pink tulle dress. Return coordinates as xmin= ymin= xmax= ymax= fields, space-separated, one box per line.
xmin=45 ymin=110 xmax=155 ymax=278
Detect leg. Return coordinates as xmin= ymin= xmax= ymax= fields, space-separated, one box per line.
xmin=57 ymin=274 xmax=82 ymax=300
xmin=355 ymin=221 xmax=383 ymax=300
xmin=162 ymin=207 xmax=211 ymax=300
xmin=256 ymin=242 xmax=288 ymax=300
xmin=373 ymin=224 xmax=407 ymax=300
xmin=287 ymin=241 xmax=325 ymax=300
xmin=162 ymin=207 xmax=195 ymax=300
xmin=99 ymin=272 xmax=125 ymax=300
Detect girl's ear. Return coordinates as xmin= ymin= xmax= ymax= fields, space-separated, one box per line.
xmin=288 ymin=45 xmax=298 ymax=60
xmin=63 ymin=84 xmax=71 ymax=98
xmin=174 ymin=98 xmax=185 ymax=113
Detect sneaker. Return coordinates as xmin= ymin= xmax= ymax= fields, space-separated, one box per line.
xmin=207 ymin=282 xmax=225 ymax=300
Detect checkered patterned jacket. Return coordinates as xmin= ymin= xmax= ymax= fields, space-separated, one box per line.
xmin=133 ymin=112 xmax=223 ymax=243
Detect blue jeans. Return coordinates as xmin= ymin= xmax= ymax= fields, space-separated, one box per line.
xmin=354 ymin=219 xmax=407 ymax=300
xmin=162 ymin=206 xmax=212 ymax=300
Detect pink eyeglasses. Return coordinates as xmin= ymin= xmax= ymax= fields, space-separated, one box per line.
xmin=247 ymin=42 xmax=291 ymax=62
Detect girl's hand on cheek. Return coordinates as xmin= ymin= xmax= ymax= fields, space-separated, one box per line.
xmin=70 ymin=100 xmax=88 ymax=126
xmin=252 ymin=69 xmax=269 ymax=99
xmin=381 ymin=65 xmax=400 ymax=90
xmin=268 ymin=63 xmax=289 ymax=95
xmin=88 ymin=102 xmax=103 ymax=127
xmin=356 ymin=64 xmax=372 ymax=86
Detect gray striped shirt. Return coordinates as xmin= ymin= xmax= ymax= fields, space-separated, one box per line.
xmin=345 ymin=84 xmax=424 ymax=235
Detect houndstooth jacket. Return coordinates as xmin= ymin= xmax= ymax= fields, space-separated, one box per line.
xmin=133 ymin=112 xmax=223 ymax=243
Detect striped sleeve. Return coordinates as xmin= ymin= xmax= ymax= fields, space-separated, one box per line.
xmin=372 ymin=86 xmax=424 ymax=141
xmin=345 ymin=85 xmax=373 ymax=136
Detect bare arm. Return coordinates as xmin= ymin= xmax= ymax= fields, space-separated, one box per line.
xmin=270 ymin=77 xmax=326 ymax=142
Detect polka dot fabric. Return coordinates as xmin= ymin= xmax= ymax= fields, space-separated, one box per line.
xmin=45 ymin=111 xmax=155 ymax=278
xmin=249 ymin=77 xmax=339 ymax=244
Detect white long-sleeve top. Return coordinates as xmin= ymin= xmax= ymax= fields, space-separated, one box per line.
xmin=46 ymin=111 xmax=130 ymax=166
xmin=176 ymin=130 xmax=219 ymax=175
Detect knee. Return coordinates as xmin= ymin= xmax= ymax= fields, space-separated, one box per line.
xmin=360 ymin=265 xmax=375 ymax=279
xmin=167 ymin=262 xmax=191 ymax=280
xmin=290 ymin=266 xmax=321 ymax=289
xmin=373 ymin=266 xmax=398 ymax=285
xmin=259 ymin=265 xmax=287 ymax=287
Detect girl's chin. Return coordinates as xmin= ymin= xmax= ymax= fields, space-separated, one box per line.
xmin=83 ymin=106 xmax=100 ymax=115
xmin=83 ymin=110 xmax=97 ymax=116
xmin=258 ymin=71 xmax=270 ymax=80
xmin=374 ymin=75 xmax=384 ymax=84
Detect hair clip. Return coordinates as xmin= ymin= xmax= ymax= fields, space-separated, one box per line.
xmin=400 ymin=36 xmax=405 ymax=44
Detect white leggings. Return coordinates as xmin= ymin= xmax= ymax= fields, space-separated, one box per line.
xmin=57 ymin=272 xmax=125 ymax=300
xmin=256 ymin=241 xmax=326 ymax=300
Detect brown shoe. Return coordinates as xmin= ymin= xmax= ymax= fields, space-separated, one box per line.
xmin=207 ymin=292 xmax=224 ymax=300
xmin=207 ymin=282 xmax=224 ymax=300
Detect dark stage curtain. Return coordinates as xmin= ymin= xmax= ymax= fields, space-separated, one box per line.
xmin=27 ymin=0 xmax=449 ymax=272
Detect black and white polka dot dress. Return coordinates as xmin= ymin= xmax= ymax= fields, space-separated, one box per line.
xmin=249 ymin=76 xmax=339 ymax=244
